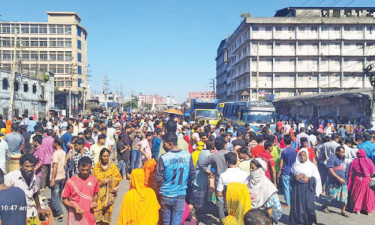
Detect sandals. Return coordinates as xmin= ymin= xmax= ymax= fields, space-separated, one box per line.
xmin=341 ymin=212 xmax=351 ymax=218
xmin=56 ymin=215 xmax=64 ymax=222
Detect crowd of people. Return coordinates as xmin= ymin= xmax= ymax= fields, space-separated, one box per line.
xmin=0 ymin=112 xmax=375 ymax=225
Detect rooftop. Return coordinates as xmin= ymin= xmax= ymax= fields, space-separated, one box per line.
xmin=46 ymin=11 xmax=81 ymax=22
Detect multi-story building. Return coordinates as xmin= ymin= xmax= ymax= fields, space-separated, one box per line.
xmin=216 ymin=7 xmax=375 ymax=101
xmin=0 ymin=12 xmax=87 ymax=115
xmin=0 ymin=70 xmax=55 ymax=119
xmin=138 ymin=94 xmax=166 ymax=106
xmin=189 ymin=91 xmax=216 ymax=100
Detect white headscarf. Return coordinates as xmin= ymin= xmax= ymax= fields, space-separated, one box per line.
xmin=247 ymin=158 xmax=278 ymax=209
xmin=291 ymin=148 xmax=322 ymax=196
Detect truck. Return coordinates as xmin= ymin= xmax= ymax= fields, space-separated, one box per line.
xmin=190 ymin=98 xmax=220 ymax=125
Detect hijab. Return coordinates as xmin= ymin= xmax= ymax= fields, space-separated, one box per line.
xmin=247 ymin=158 xmax=277 ymax=209
xmin=192 ymin=141 xmax=205 ymax=166
xmin=142 ymin=159 xmax=157 ymax=188
xmin=222 ymin=182 xmax=252 ymax=225
xmin=117 ymin=169 xmax=160 ymax=225
xmin=351 ymin=149 xmax=375 ymax=177
xmin=291 ymin=148 xmax=322 ymax=196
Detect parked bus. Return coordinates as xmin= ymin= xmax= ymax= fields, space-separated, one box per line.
xmin=222 ymin=101 xmax=276 ymax=132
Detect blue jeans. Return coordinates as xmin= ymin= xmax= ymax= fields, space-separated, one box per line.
xmin=281 ymin=174 xmax=291 ymax=206
xmin=160 ymin=195 xmax=185 ymax=225
xmin=50 ymin=179 xmax=65 ymax=216
xmin=117 ymin=160 xmax=126 ymax=176
xmin=131 ymin=150 xmax=141 ymax=171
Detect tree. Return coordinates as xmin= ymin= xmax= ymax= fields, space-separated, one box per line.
xmin=240 ymin=12 xmax=251 ymax=20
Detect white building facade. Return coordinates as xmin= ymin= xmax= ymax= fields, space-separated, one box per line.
xmin=216 ymin=7 xmax=375 ymax=102
xmin=0 ymin=70 xmax=55 ymax=119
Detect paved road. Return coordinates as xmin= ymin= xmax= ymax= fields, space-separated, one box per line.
xmin=49 ymin=179 xmax=375 ymax=225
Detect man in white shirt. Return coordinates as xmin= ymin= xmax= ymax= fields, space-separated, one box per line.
xmin=216 ymin=152 xmax=248 ymax=219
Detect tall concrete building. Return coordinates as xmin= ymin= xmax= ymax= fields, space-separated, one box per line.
xmin=0 ymin=12 xmax=87 ymax=90
xmin=216 ymin=7 xmax=375 ymax=102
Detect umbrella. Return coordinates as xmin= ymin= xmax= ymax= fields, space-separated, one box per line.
xmin=164 ymin=109 xmax=183 ymax=115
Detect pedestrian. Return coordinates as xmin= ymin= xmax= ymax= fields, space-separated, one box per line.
xmin=117 ymin=168 xmax=160 ymax=225
xmin=49 ymin=137 xmax=66 ymax=222
xmin=222 ymin=182 xmax=251 ymax=225
xmin=0 ymin=168 xmax=27 ymax=225
xmin=5 ymin=123 xmax=24 ymax=157
xmin=238 ymin=146 xmax=251 ymax=175
xmin=93 ymin=148 xmax=122 ymax=224
xmin=259 ymin=141 xmax=277 ymax=186
xmin=322 ymin=146 xmax=350 ymax=217
xmin=116 ymin=134 xmax=128 ymax=179
xmin=155 ymin=132 xmax=196 ymax=225
xmin=289 ymin=149 xmax=322 ymax=225
xmin=38 ymin=129 xmax=55 ymax=192
xmin=61 ymin=125 xmax=73 ymax=153
xmin=143 ymin=158 xmax=157 ymax=188
xmin=247 ymin=158 xmax=282 ymax=223
xmin=0 ymin=134 xmax=8 ymax=173
xmin=90 ymin=134 xmax=108 ymax=165
xmin=5 ymin=153 xmax=49 ymax=224
xmin=130 ymin=126 xmax=143 ymax=170
xmin=277 ymin=135 xmax=296 ymax=207
xmin=72 ymin=137 xmax=94 ymax=175
xmin=297 ymin=137 xmax=317 ymax=164
xmin=244 ymin=209 xmax=273 ymax=225
xmin=62 ymin=157 xmax=99 ymax=225
xmin=152 ymin=129 xmax=162 ymax=159
xmin=138 ymin=132 xmax=153 ymax=165
xmin=348 ymin=149 xmax=375 ymax=215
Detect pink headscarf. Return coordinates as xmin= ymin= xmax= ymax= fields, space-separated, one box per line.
xmin=317 ymin=125 xmax=324 ymax=133
xmin=351 ymin=149 xmax=375 ymax=177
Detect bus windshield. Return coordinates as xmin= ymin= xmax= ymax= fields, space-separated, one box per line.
xmin=246 ymin=111 xmax=275 ymax=124
xmin=196 ymin=110 xmax=218 ymax=120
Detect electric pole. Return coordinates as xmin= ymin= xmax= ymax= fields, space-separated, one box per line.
xmin=9 ymin=29 xmax=18 ymax=120
xmin=103 ymin=75 xmax=109 ymax=111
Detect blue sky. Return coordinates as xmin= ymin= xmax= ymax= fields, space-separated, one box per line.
xmin=1 ymin=0 xmax=373 ymax=102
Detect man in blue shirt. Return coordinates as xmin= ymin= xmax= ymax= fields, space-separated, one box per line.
xmin=357 ymin=133 xmax=375 ymax=163
xmin=155 ymin=132 xmax=196 ymax=225
xmin=278 ymin=135 xmax=296 ymax=207
xmin=152 ymin=129 xmax=162 ymax=159
xmin=61 ymin=125 xmax=73 ymax=153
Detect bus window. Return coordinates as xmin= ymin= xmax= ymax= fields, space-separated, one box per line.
xmin=240 ymin=108 xmax=244 ymax=120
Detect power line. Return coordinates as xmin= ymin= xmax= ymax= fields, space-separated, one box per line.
xmin=345 ymin=0 xmax=356 ymax=7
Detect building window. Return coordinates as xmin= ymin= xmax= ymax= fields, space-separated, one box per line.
xmin=311 ymin=26 xmax=318 ymax=32
xmin=322 ymin=27 xmax=329 ymax=32
xmin=57 ymin=38 xmax=64 ymax=47
xmin=30 ymin=52 xmax=38 ymax=61
xmin=15 ymin=81 xmax=19 ymax=92
xmin=22 ymin=38 xmax=29 ymax=47
xmin=265 ymin=26 xmax=272 ymax=31
xmin=49 ymin=38 xmax=56 ymax=47
xmin=57 ymin=25 xmax=64 ymax=34
xmin=24 ymin=83 xmax=29 ymax=92
xmin=334 ymin=27 xmax=340 ymax=31
xmin=57 ymin=66 xmax=64 ymax=74
xmin=49 ymin=52 xmax=57 ymax=61
xmin=253 ymin=26 xmax=259 ymax=31
xmin=78 ymin=53 xmax=82 ymax=62
xmin=299 ymin=26 xmax=305 ymax=32
xmin=21 ymin=25 xmax=29 ymax=34
xmin=65 ymin=38 xmax=72 ymax=47
xmin=57 ymin=52 xmax=64 ymax=61
xmin=288 ymin=26 xmax=295 ymax=31
xmin=78 ymin=78 xmax=82 ymax=87
xmin=356 ymin=27 xmax=363 ymax=31
xmin=65 ymin=52 xmax=72 ymax=61
xmin=39 ymin=25 xmax=47 ymax=34
xmin=2 ymin=78 xmax=9 ymax=90
xmin=77 ymin=26 xmax=82 ymax=36
xmin=30 ymin=38 xmax=38 ymax=47
xmin=49 ymin=25 xmax=56 ymax=34
xmin=40 ymin=52 xmax=48 ymax=61
xmin=78 ymin=66 xmax=82 ymax=75
xmin=30 ymin=25 xmax=38 ymax=34
xmin=39 ymin=38 xmax=47 ymax=47
xmin=32 ymin=84 xmax=37 ymax=93
xmin=2 ymin=25 xmax=10 ymax=34
xmin=275 ymin=26 xmax=282 ymax=31
xmin=65 ymin=25 xmax=71 ymax=34
xmin=344 ymin=26 xmax=351 ymax=31
xmin=78 ymin=40 xmax=82 ymax=49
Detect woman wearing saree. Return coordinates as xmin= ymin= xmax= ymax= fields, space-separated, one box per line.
xmin=348 ymin=149 xmax=375 ymax=215
xmin=222 ymin=182 xmax=251 ymax=225
xmin=93 ymin=148 xmax=122 ymax=225
xmin=289 ymin=148 xmax=322 ymax=225
xmin=117 ymin=168 xmax=160 ymax=225
xmin=247 ymin=158 xmax=282 ymax=223
xmin=143 ymin=158 xmax=157 ymax=188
